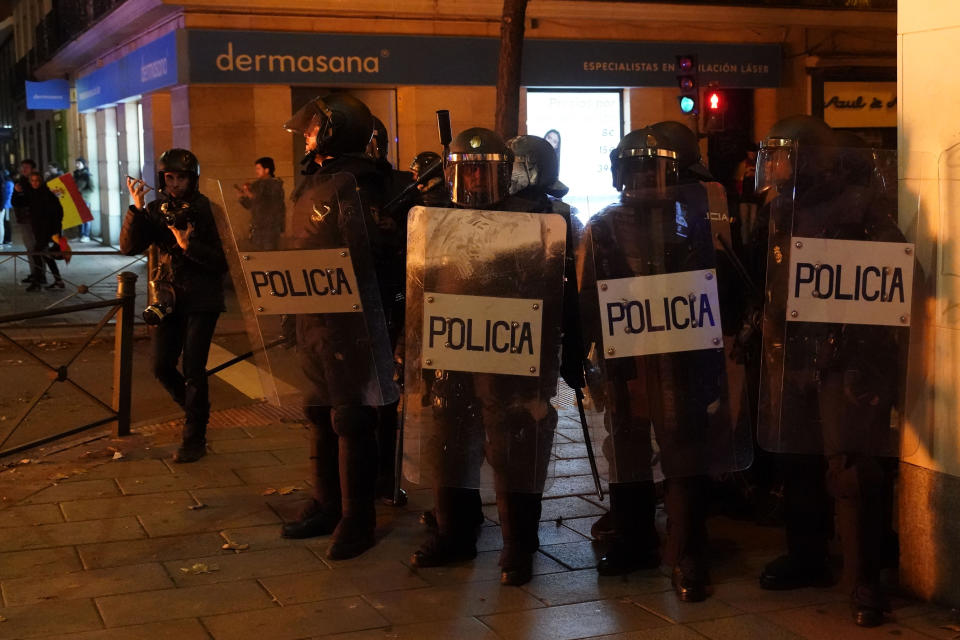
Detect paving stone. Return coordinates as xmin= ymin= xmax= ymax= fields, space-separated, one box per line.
xmin=82 ymin=459 xmax=172 ymax=479
xmin=540 ymin=540 xmax=602 ymax=570
xmin=165 ymin=546 xmax=325 ymax=586
xmin=412 ymin=549 xmax=567 ymax=587
xmin=582 ymin=627 xmax=707 ymax=640
xmin=233 ymin=463 xmax=311 ymax=485
xmin=201 ymin=597 xmax=388 ymax=640
xmin=629 ymin=590 xmax=743 ymax=623
xmin=78 ymin=531 xmax=225 ymax=569
xmin=95 ymin=580 xmax=274 ymax=627
xmin=689 ymin=613 xmax=805 ymax=640
xmin=0 ymin=502 xmax=63 ymax=527
xmin=0 ymin=546 xmax=83 ymax=580
xmin=176 ymin=450 xmax=284 ymax=468
xmin=242 ymin=424 xmax=310 ymax=439
xmin=137 ymin=487 xmax=280 ymax=537
xmin=480 ymin=598 xmax=668 ymax=640
xmin=317 ymin=616 xmax=502 ymax=640
xmin=2 ymin=562 xmax=172 ymax=606
xmin=263 ymin=561 xmax=427 ymax=605
xmin=42 ymin=618 xmax=212 ymax=640
xmin=217 ymin=523 xmax=310 ymax=551
xmin=59 ymin=491 xmax=194 ymax=521
xmin=477 ymin=524 xmax=504 ymax=552
xmin=552 ymin=458 xmax=596 ymax=476
xmin=760 ymin=601 xmax=934 ymax=640
xmin=896 ymin=607 xmax=960 ymax=639
xmin=522 ymin=568 xmax=671 ymax=607
xmin=205 ymin=427 xmax=254 ymax=441
xmin=545 ymin=475 xmax=603 ymax=498
xmin=0 ymin=598 xmax=103 ymax=638
xmin=271 ymin=448 xmax=308 ymax=465
xmin=0 ymin=517 xmax=145 ymax=552
xmin=711 ymin=579 xmax=846 ymax=614
xmin=21 ymin=479 xmax=120 ymax=504
xmin=210 ymin=435 xmax=309 ymax=454
xmin=555 ymin=442 xmax=589 ymax=459
xmin=540 ymin=496 xmax=607 ymax=522
xmin=363 ymin=579 xmax=544 ymax=626
xmin=117 ymin=468 xmax=244 ymax=495
xmin=561 ymin=516 xmax=602 ymax=539
xmin=537 ymin=520 xmax=590 ymax=545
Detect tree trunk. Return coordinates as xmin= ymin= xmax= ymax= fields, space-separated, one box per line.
xmin=495 ymin=0 xmax=528 ymax=139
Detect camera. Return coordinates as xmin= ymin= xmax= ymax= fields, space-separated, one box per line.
xmin=143 ymin=280 xmax=176 ymax=325
xmin=160 ymin=199 xmax=193 ymax=230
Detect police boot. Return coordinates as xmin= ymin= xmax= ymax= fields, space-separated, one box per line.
xmin=597 ymin=481 xmax=660 ymax=576
xmin=374 ymin=400 xmax=407 ymax=507
xmin=498 ymin=492 xmax=542 ymax=586
xmin=760 ymin=455 xmax=833 ymax=590
xmin=827 ymin=454 xmax=888 ymax=627
xmin=282 ymin=407 xmax=341 ymax=539
xmin=410 ymin=487 xmax=481 ymax=568
xmin=327 ymin=407 xmax=378 ymax=560
xmin=665 ymin=477 xmax=710 ymax=602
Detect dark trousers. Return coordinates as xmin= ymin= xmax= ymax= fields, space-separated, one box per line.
xmin=32 ymin=238 xmax=60 ymax=282
xmin=304 ymin=404 xmax=378 ymax=532
xmin=151 ymin=310 xmax=220 ymax=446
xmin=780 ymin=453 xmax=893 ymax=594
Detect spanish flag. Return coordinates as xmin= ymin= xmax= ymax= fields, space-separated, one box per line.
xmin=47 ymin=173 xmax=93 ymax=230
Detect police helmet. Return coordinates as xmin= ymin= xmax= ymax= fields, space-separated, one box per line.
xmin=610 ymin=128 xmax=679 ymax=198
xmin=756 ymin=115 xmax=835 ymax=195
xmin=410 ymin=151 xmax=442 ymax=179
xmin=157 ymin=148 xmax=199 ymax=196
xmin=506 ymin=135 xmax=568 ymax=198
xmin=446 ymin=127 xmax=513 ymax=207
xmin=285 ymin=93 xmax=374 ymax=162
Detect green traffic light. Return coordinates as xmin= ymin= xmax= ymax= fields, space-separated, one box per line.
xmin=680 ymin=96 xmax=696 ymax=114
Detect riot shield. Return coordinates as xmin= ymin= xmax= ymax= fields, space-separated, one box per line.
xmin=208 ymin=173 xmax=398 ymax=409
xmin=403 ymin=206 xmax=567 ymax=493
xmin=757 ymin=147 xmax=915 ymax=457
xmin=578 ymin=183 xmax=752 ymax=484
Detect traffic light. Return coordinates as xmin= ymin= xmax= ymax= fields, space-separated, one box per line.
xmin=704 ymin=88 xmax=726 ymax=131
xmin=676 ymin=54 xmax=698 ymax=115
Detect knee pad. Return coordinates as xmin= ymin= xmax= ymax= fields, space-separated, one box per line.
xmin=331 ymin=405 xmax=377 ymax=438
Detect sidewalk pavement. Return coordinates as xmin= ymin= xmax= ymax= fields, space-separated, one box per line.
xmin=0 ymin=402 xmax=956 ymax=640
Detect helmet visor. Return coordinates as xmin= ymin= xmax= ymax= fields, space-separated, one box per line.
xmin=446 ymin=161 xmax=511 ymax=207
xmin=618 ymin=156 xmax=678 ymax=199
xmin=284 ymin=99 xmax=333 ymax=155
xmin=755 ymin=139 xmax=795 ymax=196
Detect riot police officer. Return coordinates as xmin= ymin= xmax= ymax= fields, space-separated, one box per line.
xmin=410 ymin=151 xmax=447 ymax=206
xmin=278 ymin=93 xmax=401 ymax=561
xmin=753 ymin=116 xmax=906 ymax=627
xmin=408 ymin=128 xmax=579 ymax=586
xmin=580 ymin=128 xmax=738 ymax=602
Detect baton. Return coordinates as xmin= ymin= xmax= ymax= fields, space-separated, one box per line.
xmin=575 ymin=387 xmax=604 ymax=501
xmin=393 ymin=393 xmax=405 ymax=505
xmin=205 ymin=337 xmax=286 ymax=377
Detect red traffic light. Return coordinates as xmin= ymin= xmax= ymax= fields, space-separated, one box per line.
xmin=677 ymin=56 xmax=695 ymax=72
xmin=708 ymin=92 xmax=721 ymax=110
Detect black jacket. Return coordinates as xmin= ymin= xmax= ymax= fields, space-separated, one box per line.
xmin=119 ymin=190 xmax=227 ymax=314
xmin=12 ymin=184 xmax=62 ymax=242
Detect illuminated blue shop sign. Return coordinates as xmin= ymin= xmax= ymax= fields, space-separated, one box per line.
xmin=25 ymin=79 xmax=71 ymax=110
xmin=77 ymin=31 xmax=180 ymax=111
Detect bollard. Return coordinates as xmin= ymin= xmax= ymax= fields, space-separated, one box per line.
xmin=112 ymin=271 xmax=137 ymax=437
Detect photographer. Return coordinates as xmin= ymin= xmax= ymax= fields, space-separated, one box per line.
xmin=121 ymin=149 xmax=227 ymax=463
